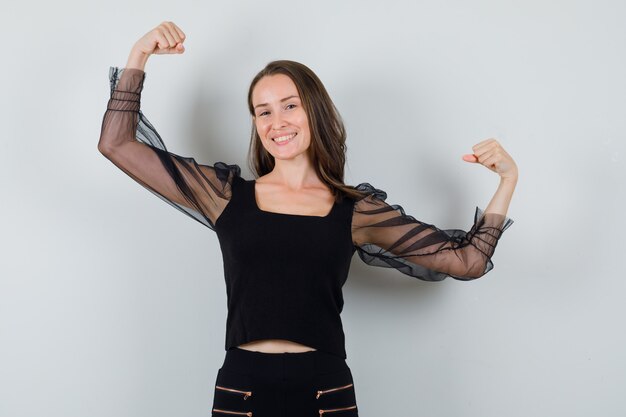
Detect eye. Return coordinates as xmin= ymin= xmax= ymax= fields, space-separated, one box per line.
xmin=259 ymin=110 xmax=269 ymax=116
xmin=286 ymin=104 xmax=296 ymax=110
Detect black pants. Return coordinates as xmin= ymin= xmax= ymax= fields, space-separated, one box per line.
xmin=211 ymin=347 xmax=359 ymax=417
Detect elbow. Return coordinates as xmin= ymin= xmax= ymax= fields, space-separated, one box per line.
xmin=98 ymin=140 xmax=116 ymax=157
xmin=446 ymin=260 xmax=490 ymax=281
xmin=446 ymin=267 xmax=483 ymax=281
xmin=97 ymin=143 xmax=109 ymax=156
xmin=450 ymin=249 xmax=495 ymax=280
xmin=97 ymin=136 xmax=109 ymax=155
xmin=459 ymin=270 xmax=486 ymax=281
xmin=459 ymin=260 xmax=493 ymax=281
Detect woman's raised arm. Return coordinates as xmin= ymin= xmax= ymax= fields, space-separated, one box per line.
xmin=98 ymin=22 xmax=240 ymax=231
xmin=352 ymin=140 xmax=517 ymax=281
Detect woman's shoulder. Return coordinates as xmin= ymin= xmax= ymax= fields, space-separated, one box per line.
xmin=212 ymin=161 xmax=242 ymax=179
xmin=347 ymin=181 xmax=388 ymax=203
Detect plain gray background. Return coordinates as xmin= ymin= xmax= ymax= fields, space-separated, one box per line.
xmin=1 ymin=0 xmax=625 ymax=416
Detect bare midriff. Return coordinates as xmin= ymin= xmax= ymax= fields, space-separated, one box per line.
xmin=237 ymin=339 xmax=317 ymax=353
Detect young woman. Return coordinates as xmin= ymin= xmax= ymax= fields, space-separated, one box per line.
xmin=99 ymin=21 xmax=517 ymax=417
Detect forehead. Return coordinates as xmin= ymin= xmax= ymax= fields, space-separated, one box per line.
xmin=252 ymin=74 xmax=299 ymax=105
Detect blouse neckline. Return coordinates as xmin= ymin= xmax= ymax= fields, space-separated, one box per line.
xmin=252 ymin=179 xmax=338 ymax=219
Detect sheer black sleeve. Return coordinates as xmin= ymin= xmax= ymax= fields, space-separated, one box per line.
xmin=351 ymin=183 xmax=514 ymax=281
xmin=98 ymin=66 xmax=240 ymax=231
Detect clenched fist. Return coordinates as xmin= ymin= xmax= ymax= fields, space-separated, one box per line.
xmin=462 ymin=138 xmax=519 ymax=181
xmin=133 ymin=21 xmax=187 ymax=56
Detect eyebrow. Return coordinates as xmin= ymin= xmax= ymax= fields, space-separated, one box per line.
xmin=254 ymin=95 xmax=300 ymax=110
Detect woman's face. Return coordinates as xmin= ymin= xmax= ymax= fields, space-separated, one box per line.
xmin=252 ymin=74 xmax=311 ymax=162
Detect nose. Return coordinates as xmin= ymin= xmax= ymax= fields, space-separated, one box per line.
xmin=271 ymin=112 xmax=287 ymax=130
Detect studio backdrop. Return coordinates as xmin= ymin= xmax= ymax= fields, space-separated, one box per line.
xmin=1 ymin=1 xmax=625 ymax=416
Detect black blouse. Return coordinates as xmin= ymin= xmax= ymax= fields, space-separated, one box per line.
xmin=99 ymin=66 xmax=514 ymax=358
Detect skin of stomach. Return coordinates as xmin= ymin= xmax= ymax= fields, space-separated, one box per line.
xmin=237 ymin=339 xmax=317 ymax=353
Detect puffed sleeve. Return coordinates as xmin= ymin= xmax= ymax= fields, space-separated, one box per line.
xmin=98 ymin=66 xmax=241 ymax=231
xmin=351 ymin=183 xmax=514 ymax=281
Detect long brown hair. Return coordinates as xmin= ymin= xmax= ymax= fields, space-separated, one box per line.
xmin=246 ymin=60 xmax=366 ymax=202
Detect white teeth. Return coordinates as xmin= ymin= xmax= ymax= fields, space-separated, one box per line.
xmin=273 ymin=133 xmax=296 ymax=142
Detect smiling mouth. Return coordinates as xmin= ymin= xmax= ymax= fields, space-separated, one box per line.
xmin=272 ymin=133 xmax=297 ymax=143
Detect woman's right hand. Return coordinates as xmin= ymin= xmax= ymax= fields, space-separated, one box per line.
xmin=126 ymin=21 xmax=186 ymax=70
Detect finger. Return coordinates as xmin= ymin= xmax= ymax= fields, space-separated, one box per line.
xmin=170 ymin=22 xmax=186 ymax=42
xmin=483 ymin=150 xmax=504 ymax=166
xmin=477 ymin=149 xmax=497 ymax=165
xmin=472 ymin=138 xmax=496 ymax=153
xmin=473 ymin=144 xmax=496 ymax=160
xmin=472 ymin=138 xmax=493 ymax=150
xmin=160 ymin=27 xmax=177 ymax=47
xmin=473 ymin=140 xmax=499 ymax=158
xmin=462 ymin=154 xmax=476 ymax=162
xmin=472 ymin=138 xmax=497 ymax=154
xmin=163 ymin=21 xmax=183 ymax=43
xmin=155 ymin=31 xmax=171 ymax=49
xmin=482 ymin=155 xmax=498 ymax=170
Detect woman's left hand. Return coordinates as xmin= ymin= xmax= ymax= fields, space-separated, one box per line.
xmin=462 ymin=138 xmax=518 ymax=181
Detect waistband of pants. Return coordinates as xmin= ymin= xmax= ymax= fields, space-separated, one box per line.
xmin=222 ymin=347 xmax=348 ymax=380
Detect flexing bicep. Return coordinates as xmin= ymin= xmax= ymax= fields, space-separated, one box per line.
xmin=351 ymin=183 xmax=514 ymax=281
xmin=98 ymin=66 xmax=240 ymax=230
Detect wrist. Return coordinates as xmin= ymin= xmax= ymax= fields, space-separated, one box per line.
xmin=500 ymin=176 xmax=518 ymax=186
xmin=126 ymin=47 xmax=150 ymax=71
